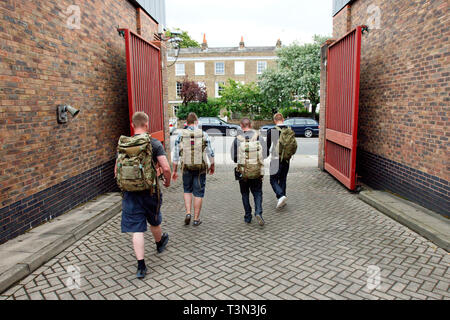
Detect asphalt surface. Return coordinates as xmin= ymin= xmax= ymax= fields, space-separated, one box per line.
xmin=170 ymin=133 xmax=319 ymax=157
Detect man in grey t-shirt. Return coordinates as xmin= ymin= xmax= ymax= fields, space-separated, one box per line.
xmin=115 ymin=112 xmax=171 ymax=279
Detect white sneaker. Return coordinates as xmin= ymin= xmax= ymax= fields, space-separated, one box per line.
xmin=276 ymin=196 xmax=287 ymax=209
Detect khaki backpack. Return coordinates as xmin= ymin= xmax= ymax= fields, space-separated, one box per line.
xmin=237 ymin=131 xmax=264 ymax=180
xmin=180 ymin=129 xmax=207 ymax=171
xmin=275 ymin=126 xmax=298 ymax=161
xmin=116 ymin=133 xmax=158 ymax=193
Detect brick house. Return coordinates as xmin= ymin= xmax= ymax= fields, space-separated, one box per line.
xmin=0 ymin=0 xmax=170 ymax=244
xmin=167 ymin=36 xmax=281 ymax=117
xmin=319 ymin=0 xmax=449 ymax=217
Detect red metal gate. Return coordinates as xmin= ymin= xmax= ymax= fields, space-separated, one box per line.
xmin=325 ymin=26 xmax=362 ymax=190
xmin=120 ymin=29 xmax=165 ymax=142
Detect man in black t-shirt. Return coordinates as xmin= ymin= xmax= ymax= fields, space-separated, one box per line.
xmin=230 ymin=118 xmax=268 ymax=225
xmin=115 ymin=112 xmax=171 ymax=279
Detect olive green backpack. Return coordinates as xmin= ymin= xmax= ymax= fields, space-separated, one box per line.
xmin=116 ymin=133 xmax=158 ymax=193
xmin=180 ymin=129 xmax=207 ymax=171
xmin=275 ymin=126 xmax=298 ymax=161
xmin=237 ymin=131 xmax=264 ymax=180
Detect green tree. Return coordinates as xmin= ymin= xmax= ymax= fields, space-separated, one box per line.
xmin=165 ymin=29 xmax=200 ymax=48
xmin=219 ymin=79 xmax=271 ymax=119
xmin=258 ymin=68 xmax=294 ymax=112
xmin=260 ymin=35 xmax=329 ymax=115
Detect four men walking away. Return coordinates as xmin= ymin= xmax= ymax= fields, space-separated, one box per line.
xmin=171 ymin=112 xmax=215 ymax=226
xmin=115 ymin=112 xmax=171 ymax=279
xmin=231 ymin=118 xmax=268 ymax=226
xmin=115 ymin=111 xmax=297 ymax=278
xmin=266 ymin=113 xmax=298 ymax=209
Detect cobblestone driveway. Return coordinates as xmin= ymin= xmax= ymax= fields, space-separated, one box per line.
xmin=1 ymin=166 xmax=449 ymax=300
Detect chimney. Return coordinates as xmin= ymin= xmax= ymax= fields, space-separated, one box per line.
xmin=202 ymin=33 xmax=208 ymax=51
xmin=276 ymin=38 xmax=282 ymax=48
xmin=239 ymin=36 xmax=245 ymax=50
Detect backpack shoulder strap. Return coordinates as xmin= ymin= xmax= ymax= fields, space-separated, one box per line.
xmin=250 ymin=130 xmax=259 ymax=142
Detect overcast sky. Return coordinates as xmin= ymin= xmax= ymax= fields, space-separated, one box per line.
xmin=166 ymin=0 xmax=333 ymax=47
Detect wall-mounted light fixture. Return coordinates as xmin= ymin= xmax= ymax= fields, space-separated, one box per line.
xmin=158 ymin=29 xmax=183 ymax=68
xmin=57 ymin=105 xmax=80 ymax=124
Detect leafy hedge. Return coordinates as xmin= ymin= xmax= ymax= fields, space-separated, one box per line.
xmin=279 ymin=106 xmax=313 ymax=119
xmin=176 ymin=99 xmax=221 ymax=120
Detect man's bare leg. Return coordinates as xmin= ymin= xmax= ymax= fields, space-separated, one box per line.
xmin=150 ymin=225 xmax=162 ymax=243
xmin=193 ymin=197 xmax=203 ymax=221
xmin=184 ymin=193 xmax=193 ymax=214
xmin=132 ymin=233 xmax=145 ymax=260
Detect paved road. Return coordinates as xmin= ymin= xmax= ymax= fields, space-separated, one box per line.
xmin=1 ymin=164 xmax=448 ymax=300
xmin=170 ymin=134 xmax=318 ymax=158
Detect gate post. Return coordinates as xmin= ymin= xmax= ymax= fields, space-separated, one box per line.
xmin=318 ymin=39 xmax=335 ymax=171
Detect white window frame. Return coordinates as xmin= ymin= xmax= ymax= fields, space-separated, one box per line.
xmin=175 ymin=63 xmax=185 ymax=76
xmin=215 ymin=81 xmax=225 ymax=98
xmin=215 ymin=62 xmax=225 ymax=75
xmin=234 ymin=61 xmax=245 ymax=75
xmin=195 ymin=62 xmax=205 ymax=76
xmin=173 ymin=105 xmax=179 ymax=116
xmin=197 ymin=81 xmax=206 ymax=89
xmin=257 ymin=61 xmax=267 ymax=74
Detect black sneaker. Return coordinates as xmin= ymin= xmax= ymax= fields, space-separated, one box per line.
xmin=156 ymin=233 xmax=169 ymax=253
xmin=255 ymin=214 xmax=265 ymax=226
xmin=136 ymin=267 xmax=147 ymax=279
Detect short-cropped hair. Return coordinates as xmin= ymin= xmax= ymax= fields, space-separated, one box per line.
xmin=273 ymin=113 xmax=284 ymax=122
xmin=240 ymin=118 xmax=252 ymax=129
xmin=132 ymin=112 xmax=149 ymax=128
xmin=186 ymin=112 xmax=198 ymax=125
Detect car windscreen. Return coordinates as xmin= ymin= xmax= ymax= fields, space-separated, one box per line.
xmin=209 ymin=118 xmax=221 ymax=124
xmin=284 ymin=119 xmax=295 ymax=125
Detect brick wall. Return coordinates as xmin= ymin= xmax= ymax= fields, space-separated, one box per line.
xmin=333 ymin=4 xmax=352 ymax=38
xmin=137 ymin=8 xmax=159 ymax=41
xmin=327 ymin=0 xmax=449 ymax=216
xmin=0 ymin=0 xmax=166 ymax=243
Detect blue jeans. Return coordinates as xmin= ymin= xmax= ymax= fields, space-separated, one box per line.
xmin=270 ymin=160 xmax=290 ymax=199
xmin=239 ymin=178 xmax=263 ymax=222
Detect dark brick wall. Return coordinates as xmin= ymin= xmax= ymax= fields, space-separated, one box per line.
xmin=358 ymin=150 xmax=449 ymax=218
xmin=0 ymin=0 xmax=168 ymax=242
xmin=328 ymin=0 xmax=449 ymax=216
xmin=0 ymin=159 xmax=118 ymax=244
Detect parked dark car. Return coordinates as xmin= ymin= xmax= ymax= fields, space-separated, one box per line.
xmin=198 ymin=117 xmax=240 ymax=136
xmin=260 ymin=118 xmax=319 ymax=138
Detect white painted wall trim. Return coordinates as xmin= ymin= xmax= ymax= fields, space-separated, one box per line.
xmin=168 ymin=56 xmax=278 ymax=62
